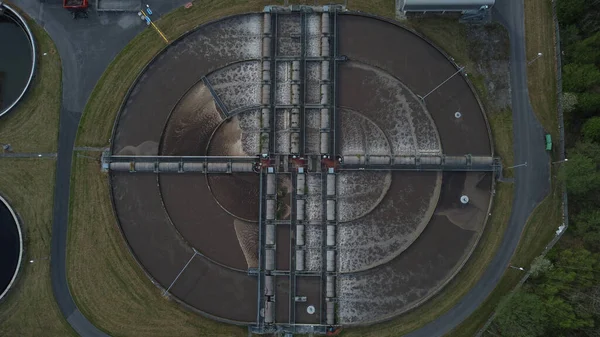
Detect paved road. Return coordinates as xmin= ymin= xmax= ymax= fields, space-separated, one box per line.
xmin=11 ymin=1 xmax=186 ymax=336
xmin=406 ymin=1 xmax=550 ymax=336
xmin=11 ymin=0 xmax=549 ymax=336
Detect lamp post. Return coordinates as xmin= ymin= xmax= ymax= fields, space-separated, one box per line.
xmin=506 ymin=162 xmax=527 ymax=169
xmin=552 ymin=158 xmax=568 ymax=164
xmin=528 ymin=52 xmax=543 ymax=65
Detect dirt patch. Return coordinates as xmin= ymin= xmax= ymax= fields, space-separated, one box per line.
xmin=466 ymin=24 xmax=511 ymax=113
xmin=436 ymin=172 xmax=491 ymax=231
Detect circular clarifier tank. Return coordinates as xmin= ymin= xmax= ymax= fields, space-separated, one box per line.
xmin=0 ymin=3 xmax=36 ymax=117
xmin=0 ymin=195 xmax=23 ymax=301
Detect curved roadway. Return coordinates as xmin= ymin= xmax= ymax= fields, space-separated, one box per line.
xmin=9 ymin=0 xmax=549 ymax=336
xmin=406 ymin=1 xmax=551 ymax=335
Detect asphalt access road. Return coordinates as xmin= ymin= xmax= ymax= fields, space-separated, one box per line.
xmin=406 ymin=1 xmax=551 ymax=336
xmin=11 ymin=1 xmax=187 ymax=336
xmin=10 ymin=0 xmax=550 ymax=336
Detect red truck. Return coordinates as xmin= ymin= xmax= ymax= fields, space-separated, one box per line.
xmin=63 ymin=0 xmax=89 ymax=19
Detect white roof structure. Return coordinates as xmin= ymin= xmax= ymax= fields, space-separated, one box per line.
xmin=400 ymin=0 xmax=495 ymax=12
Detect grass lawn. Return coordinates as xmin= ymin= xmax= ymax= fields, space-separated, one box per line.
xmin=0 ymin=18 xmax=61 ymax=152
xmin=524 ymin=0 xmax=558 ymax=138
xmin=67 ymin=152 xmax=247 ymax=336
xmin=0 ymin=159 xmax=75 ymax=337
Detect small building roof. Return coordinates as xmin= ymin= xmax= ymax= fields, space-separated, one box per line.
xmin=401 ymin=0 xmax=495 ymax=12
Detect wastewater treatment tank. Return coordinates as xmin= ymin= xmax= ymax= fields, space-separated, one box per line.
xmin=0 ymin=195 xmax=22 ymax=301
xmin=0 ymin=3 xmax=36 ymax=117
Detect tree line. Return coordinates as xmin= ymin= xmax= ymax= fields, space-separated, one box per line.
xmin=490 ymin=1 xmax=600 ymax=336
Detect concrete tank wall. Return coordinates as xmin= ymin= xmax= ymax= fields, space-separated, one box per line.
xmin=444 ymin=156 xmax=467 ymax=166
xmin=296 ymin=173 xmax=305 ymax=195
xmin=326 ymin=250 xmax=335 ymax=272
xmin=295 ymin=250 xmax=304 ymax=271
xmin=231 ymin=162 xmax=254 ymax=172
xmin=368 ymin=155 xmax=391 ymax=165
xmin=266 ymin=224 xmax=276 ymax=245
xmin=264 ymin=300 xmax=274 ymax=323
xmin=342 ymin=155 xmax=366 ymax=165
xmin=471 ymin=156 xmax=494 ymax=166
xmin=266 ymin=173 xmax=276 ymax=195
xmin=420 ymin=156 xmax=442 ymax=165
xmin=134 ymin=162 xmax=155 ymax=172
xmin=265 ymin=275 xmax=274 ymax=296
xmin=296 ymin=225 xmax=305 ymax=246
xmin=0 ymin=194 xmax=23 ymax=301
xmin=320 ymin=133 xmax=330 ymax=154
xmin=158 ymin=162 xmax=179 ymax=172
xmin=327 ymin=225 xmax=336 ymax=246
xmin=326 ymin=301 xmax=335 ymax=325
xmin=393 ymin=156 xmax=416 ymax=165
xmin=265 ymin=249 xmax=275 ymax=271
xmin=266 ymin=199 xmax=276 ymax=220
xmin=182 ymin=162 xmax=205 ymax=172
xmin=207 ymin=162 xmax=229 ymax=172
xmin=320 ymin=108 xmax=330 ymax=129
xmin=327 ymin=174 xmax=336 ymax=196
xmin=321 ymin=12 xmax=330 ymax=35
xmin=109 ymin=162 xmax=132 ymax=171
xmin=326 ymin=275 xmax=335 ymax=298
xmin=326 ymin=200 xmax=336 ymax=221
xmin=296 ymin=199 xmax=305 ymax=221
xmin=0 ymin=3 xmax=37 ymax=118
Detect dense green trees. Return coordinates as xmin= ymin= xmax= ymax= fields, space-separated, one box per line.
xmin=563 ymin=63 xmax=600 ymax=92
xmin=556 ymin=0 xmax=588 ymax=25
xmin=575 ymin=92 xmax=600 ymax=117
xmin=568 ymin=31 xmax=600 ymax=64
xmin=573 ymin=210 xmax=600 ymax=249
xmin=582 ymin=117 xmax=600 ymax=141
xmin=560 ymin=143 xmax=600 ymax=196
xmin=492 ymin=249 xmax=599 ymax=336
xmin=495 ymin=291 xmax=549 ymax=337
